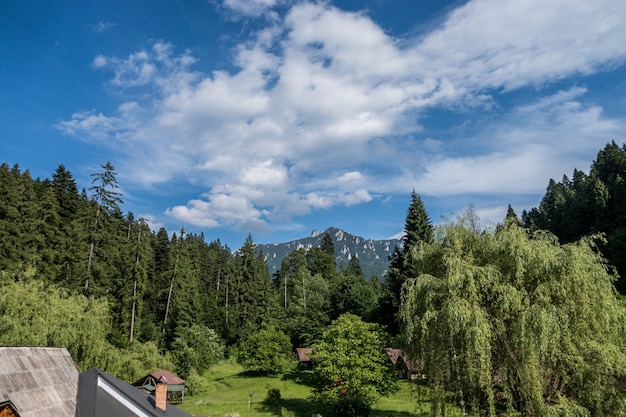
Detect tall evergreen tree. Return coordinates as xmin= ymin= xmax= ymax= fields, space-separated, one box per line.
xmin=378 ymin=191 xmax=433 ymax=335
xmin=333 ymin=255 xmax=377 ymax=321
xmin=523 ymin=142 xmax=626 ymax=292
xmin=85 ymin=162 xmax=124 ymax=294
xmin=230 ymin=235 xmax=277 ymax=343
xmin=277 ymin=249 xmax=332 ymax=346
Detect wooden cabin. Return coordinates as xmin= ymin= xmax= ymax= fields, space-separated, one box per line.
xmin=133 ymin=370 xmax=186 ymax=404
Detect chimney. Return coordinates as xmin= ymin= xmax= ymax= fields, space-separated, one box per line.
xmin=155 ymin=376 xmax=168 ymax=411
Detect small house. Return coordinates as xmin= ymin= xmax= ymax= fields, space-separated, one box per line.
xmin=385 ymin=348 xmax=418 ymax=380
xmin=132 ymin=370 xmax=185 ymax=404
xmin=295 ymin=348 xmax=314 ymax=369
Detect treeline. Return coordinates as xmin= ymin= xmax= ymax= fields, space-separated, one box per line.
xmin=523 ymin=141 xmax=626 ymax=292
xmin=0 ymin=161 xmax=405 ymax=379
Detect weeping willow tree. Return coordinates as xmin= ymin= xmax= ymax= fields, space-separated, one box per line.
xmin=400 ymin=213 xmax=626 ymax=417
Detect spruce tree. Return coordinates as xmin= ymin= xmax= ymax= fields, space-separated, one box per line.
xmin=85 ymin=162 xmax=124 ymax=294
xmin=379 ymin=191 xmax=433 ymax=335
xmin=231 ymin=235 xmax=277 ymax=343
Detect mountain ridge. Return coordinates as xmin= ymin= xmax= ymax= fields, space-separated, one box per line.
xmin=257 ymin=226 xmax=403 ymax=279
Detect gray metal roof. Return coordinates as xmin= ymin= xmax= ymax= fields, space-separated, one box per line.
xmin=76 ymin=368 xmax=192 ymax=417
xmin=0 ymin=347 xmax=78 ymax=417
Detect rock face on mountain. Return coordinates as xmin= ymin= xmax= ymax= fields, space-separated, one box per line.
xmin=257 ymin=227 xmax=402 ymax=280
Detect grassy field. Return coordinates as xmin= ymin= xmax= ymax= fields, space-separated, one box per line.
xmin=177 ymin=361 xmax=459 ymax=417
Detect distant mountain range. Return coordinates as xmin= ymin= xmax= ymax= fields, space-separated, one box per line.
xmin=257 ymin=227 xmax=403 ymax=280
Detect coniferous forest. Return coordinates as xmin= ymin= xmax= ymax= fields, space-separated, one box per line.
xmin=1 ymin=142 xmax=626 ymax=416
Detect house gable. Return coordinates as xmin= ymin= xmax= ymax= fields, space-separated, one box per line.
xmin=76 ymin=368 xmax=191 ymax=417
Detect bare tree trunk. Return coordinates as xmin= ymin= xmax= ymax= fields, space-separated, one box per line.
xmin=225 ymin=273 xmax=229 ymax=328
xmin=161 ymin=279 xmax=174 ymax=344
xmin=161 ymin=229 xmax=182 ymax=346
xmin=302 ymin=273 xmax=306 ymax=311
xmin=129 ymin=226 xmax=142 ymax=343
xmin=85 ymin=204 xmax=101 ymax=293
xmin=284 ymin=274 xmax=287 ymax=310
xmin=130 ymin=279 xmax=137 ymax=343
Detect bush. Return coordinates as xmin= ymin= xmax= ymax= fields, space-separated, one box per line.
xmin=263 ymin=387 xmax=282 ymax=408
xmin=171 ymin=324 xmax=225 ymax=378
xmin=185 ymin=368 xmax=210 ymax=396
xmin=237 ymin=326 xmax=293 ymax=374
xmin=332 ymin=397 xmax=372 ymax=417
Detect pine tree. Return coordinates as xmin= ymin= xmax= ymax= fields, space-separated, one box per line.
xmin=230 ymin=235 xmax=277 ymax=343
xmin=378 ymin=191 xmax=433 ymax=334
xmin=85 ymin=162 xmax=124 ymax=294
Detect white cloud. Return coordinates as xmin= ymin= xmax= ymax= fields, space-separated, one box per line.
xmin=338 ymin=171 xmax=363 ymax=183
xmin=414 ymin=0 xmax=626 ymax=91
xmin=221 ymin=0 xmax=283 ymax=18
xmin=92 ymin=21 xmax=116 ymax=33
xmin=92 ymin=55 xmax=107 ymax=69
xmin=238 ymin=160 xmax=288 ymax=188
xmin=411 ymin=88 xmax=625 ymax=197
xmin=57 ymin=0 xmax=626 ymax=232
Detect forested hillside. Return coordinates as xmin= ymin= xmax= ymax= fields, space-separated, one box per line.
xmin=1 ymin=143 xmax=625 ymax=416
xmin=0 ymin=161 xmax=394 ymax=375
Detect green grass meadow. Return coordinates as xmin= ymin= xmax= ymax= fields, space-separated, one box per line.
xmin=178 ymin=361 xmax=458 ymax=417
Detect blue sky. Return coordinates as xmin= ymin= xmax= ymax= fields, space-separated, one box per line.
xmin=2 ymin=0 xmax=626 ymax=250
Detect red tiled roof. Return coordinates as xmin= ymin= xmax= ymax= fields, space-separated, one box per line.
xmin=296 ymin=348 xmax=314 ymax=362
xmin=149 ymin=370 xmax=185 ymax=385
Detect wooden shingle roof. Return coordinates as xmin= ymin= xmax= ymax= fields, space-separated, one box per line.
xmin=0 ymin=347 xmax=78 ymax=417
xmin=295 ymin=348 xmax=314 ymax=363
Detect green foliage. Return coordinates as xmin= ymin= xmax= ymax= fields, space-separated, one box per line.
xmin=0 ymin=278 xmax=172 ymax=381
xmin=332 ymin=397 xmax=372 ymax=417
xmin=379 ymin=191 xmax=433 ymax=335
xmin=0 ymin=278 xmax=112 ymax=369
xmin=401 ymin=214 xmax=626 ymax=417
xmin=114 ymin=341 xmax=174 ymax=382
xmin=311 ymin=313 xmax=397 ymax=412
xmin=403 ymin=190 xmax=434 ymax=249
xmin=171 ymin=324 xmax=225 ymax=378
xmin=178 ymin=360 xmax=425 ymax=417
xmin=230 ymin=235 xmax=280 ymax=343
xmin=184 ymin=368 xmax=210 ymax=396
xmin=280 ymin=407 xmax=296 ymax=417
xmin=524 ymin=141 xmax=626 ymax=292
xmin=279 ymin=249 xmax=333 ymax=346
xmin=332 ymin=273 xmax=378 ymax=320
xmin=263 ymin=387 xmax=282 ymax=408
xmin=237 ymin=326 xmax=293 ymax=374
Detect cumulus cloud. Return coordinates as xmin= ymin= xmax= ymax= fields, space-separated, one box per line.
xmin=410 ymin=87 xmax=624 ymax=198
xmin=57 ymin=0 xmax=626 ymax=232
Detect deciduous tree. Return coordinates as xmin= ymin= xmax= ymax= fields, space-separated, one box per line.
xmin=401 ymin=214 xmax=626 ymax=417
xmin=311 ymin=313 xmax=397 ymax=416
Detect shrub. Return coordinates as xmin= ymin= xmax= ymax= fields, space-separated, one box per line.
xmin=263 ymin=387 xmax=282 ymax=408
xmin=171 ymin=324 xmax=225 ymax=378
xmin=237 ymin=326 xmax=293 ymax=374
xmin=185 ymin=368 xmax=210 ymax=396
